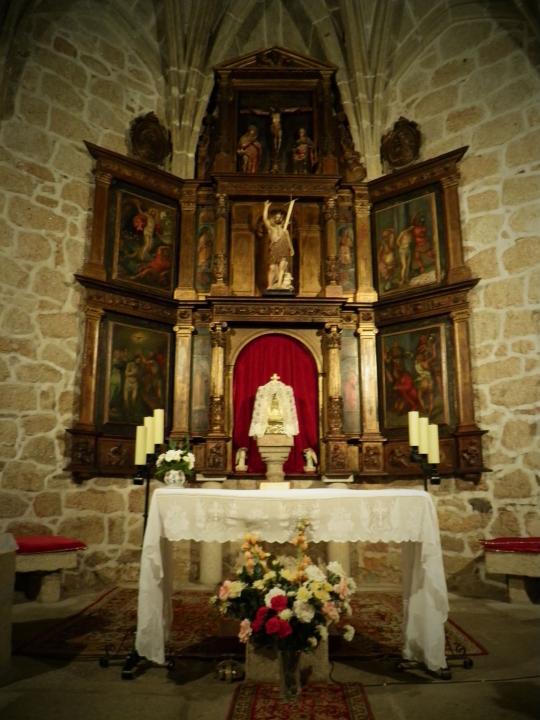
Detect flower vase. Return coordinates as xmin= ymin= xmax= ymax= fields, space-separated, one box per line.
xmin=277 ymin=648 xmax=301 ymax=701
xmin=163 ymin=469 xmax=185 ymax=486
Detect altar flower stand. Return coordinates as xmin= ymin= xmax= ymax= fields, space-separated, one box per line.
xmin=245 ymin=639 xmax=330 ymax=684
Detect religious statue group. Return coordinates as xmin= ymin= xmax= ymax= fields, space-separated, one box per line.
xmin=237 ymin=115 xmax=316 ymax=175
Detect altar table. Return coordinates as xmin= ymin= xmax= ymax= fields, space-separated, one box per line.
xmin=135 ymin=487 xmax=449 ymax=672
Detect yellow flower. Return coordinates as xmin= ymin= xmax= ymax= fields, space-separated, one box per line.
xmin=281 ymin=568 xmax=298 ymax=583
xmin=296 ymin=585 xmax=311 ymax=602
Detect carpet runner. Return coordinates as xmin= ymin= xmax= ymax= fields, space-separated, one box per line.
xmin=13 ymin=586 xmax=487 ymax=661
xmin=226 ymin=683 xmax=374 ymax=720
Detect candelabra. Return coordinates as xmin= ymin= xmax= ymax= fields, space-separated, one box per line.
xmin=133 ymin=452 xmax=157 ymax=538
xmin=410 ymin=445 xmax=441 ymax=492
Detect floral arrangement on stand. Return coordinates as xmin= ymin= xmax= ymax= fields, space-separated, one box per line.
xmin=210 ymin=520 xmax=357 ymax=699
xmin=154 ymin=439 xmax=195 ymax=486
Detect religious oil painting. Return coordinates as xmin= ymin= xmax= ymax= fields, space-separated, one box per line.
xmin=111 ymin=188 xmax=177 ymax=295
xmin=100 ymin=316 xmax=172 ymax=431
xmin=340 ymin=329 xmax=360 ymax=434
xmin=380 ymin=322 xmax=452 ymax=431
xmin=373 ymin=189 xmax=444 ymax=297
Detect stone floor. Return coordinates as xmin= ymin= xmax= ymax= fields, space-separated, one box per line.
xmin=0 ymin=590 xmax=539 ymax=720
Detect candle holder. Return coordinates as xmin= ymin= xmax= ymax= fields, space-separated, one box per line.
xmin=410 ymin=446 xmax=441 ymax=492
xmin=133 ymin=451 xmax=157 ymax=537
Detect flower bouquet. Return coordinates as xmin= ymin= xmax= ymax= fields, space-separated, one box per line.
xmin=211 ymin=520 xmax=356 ymax=699
xmin=154 ymin=438 xmax=195 ymax=486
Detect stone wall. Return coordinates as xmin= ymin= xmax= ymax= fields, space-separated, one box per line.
xmin=0 ymin=2 xmax=165 ymax=589
xmin=384 ymin=17 xmax=540 ymax=595
xmin=0 ymin=4 xmax=538 ymax=598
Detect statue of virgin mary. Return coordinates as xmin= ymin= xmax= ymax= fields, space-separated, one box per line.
xmin=248 ymin=374 xmax=299 ymax=438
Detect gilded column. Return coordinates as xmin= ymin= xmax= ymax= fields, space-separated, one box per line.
xmin=323 ymin=196 xmax=342 ymax=298
xmin=441 ymin=174 xmax=471 ymax=284
xmin=210 ymin=193 xmax=229 ymax=296
xmin=352 ymin=186 xmax=378 ymax=302
xmin=77 ymin=304 xmax=104 ymax=429
xmin=450 ymin=308 xmax=484 ymax=474
xmin=170 ymin=314 xmax=194 ymax=438
xmin=357 ymin=310 xmax=385 ymax=475
xmin=209 ymin=321 xmax=228 ymax=434
xmin=324 ymin=323 xmax=348 ymax=475
xmin=81 ymin=170 xmax=111 ymax=280
xmin=175 ymin=183 xmax=198 ymax=300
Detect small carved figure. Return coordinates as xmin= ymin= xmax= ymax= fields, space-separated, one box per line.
xmin=291 ymin=127 xmax=316 ymax=174
xmin=237 ymin=124 xmax=262 ymax=173
xmin=303 ymin=448 xmax=317 ymax=473
xmin=235 ymin=447 xmax=248 ymax=472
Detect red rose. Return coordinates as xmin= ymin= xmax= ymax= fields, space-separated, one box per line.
xmin=265 ymin=616 xmax=280 ymax=635
xmin=252 ymin=606 xmax=269 ymax=632
xmin=270 ymin=594 xmax=288 ymax=613
xmin=276 ymin=619 xmax=292 ymax=638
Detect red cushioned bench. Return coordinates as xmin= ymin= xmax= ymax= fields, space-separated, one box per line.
xmin=15 ymin=535 xmax=86 ymax=603
xmin=483 ymin=537 xmax=540 ymax=603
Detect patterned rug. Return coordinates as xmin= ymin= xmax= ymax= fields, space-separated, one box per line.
xmin=226 ymin=683 xmax=373 ymax=720
xmin=13 ymin=587 xmax=487 ymax=662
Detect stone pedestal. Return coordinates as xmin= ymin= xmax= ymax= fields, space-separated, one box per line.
xmin=198 ymin=476 xmax=226 ymax=586
xmin=256 ymin=434 xmax=294 ymax=483
xmin=245 ymin=640 xmax=330 ymax=682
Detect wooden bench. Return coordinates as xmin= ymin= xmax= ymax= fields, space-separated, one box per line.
xmin=15 ymin=535 xmax=86 ymax=603
xmin=484 ymin=537 xmax=540 ymax=603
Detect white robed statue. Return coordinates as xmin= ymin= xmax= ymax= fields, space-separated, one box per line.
xmin=249 ymin=374 xmax=298 ymax=484
xmin=249 ymin=373 xmax=299 ymax=438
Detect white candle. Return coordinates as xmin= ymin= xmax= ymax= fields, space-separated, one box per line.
xmin=428 ymin=424 xmax=440 ymax=464
xmin=408 ymin=411 xmax=419 ymax=446
xmin=134 ymin=425 xmax=147 ymax=465
xmin=144 ymin=416 xmax=155 ymax=454
xmin=418 ymin=417 xmax=429 ymax=455
xmin=153 ymin=408 xmax=164 ymax=446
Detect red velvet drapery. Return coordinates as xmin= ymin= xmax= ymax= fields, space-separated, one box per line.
xmin=232 ymin=334 xmax=319 ymax=474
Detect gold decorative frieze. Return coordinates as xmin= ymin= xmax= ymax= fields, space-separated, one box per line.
xmin=212 ymin=301 xmax=342 ymax=323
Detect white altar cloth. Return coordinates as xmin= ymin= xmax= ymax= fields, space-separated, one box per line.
xmin=135 ymin=488 xmax=449 ymax=671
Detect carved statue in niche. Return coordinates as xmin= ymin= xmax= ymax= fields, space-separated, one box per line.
xmin=335 ymin=111 xmax=366 ymax=182
xmin=262 ymin=199 xmax=297 ymax=292
xmin=291 ymin=127 xmax=317 ymax=174
xmin=237 ymin=124 xmax=262 ymax=173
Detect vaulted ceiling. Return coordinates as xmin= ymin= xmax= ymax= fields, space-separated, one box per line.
xmin=1 ymin=0 xmax=538 ymax=177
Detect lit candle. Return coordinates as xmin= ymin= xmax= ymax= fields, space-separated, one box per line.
xmin=418 ymin=417 xmax=429 ymax=455
xmin=134 ymin=425 xmax=147 ymax=465
xmin=144 ymin=416 xmax=155 ymax=455
xmin=408 ymin=411 xmax=419 ymax=446
xmin=428 ymin=424 xmax=440 ymax=464
xmin=153 ymin=408 xmax=164 ymax=446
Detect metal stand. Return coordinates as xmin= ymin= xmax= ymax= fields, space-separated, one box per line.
xmin=409 ymin=446 xmax=440 ymax=492
xmin=99 ymin=451 xmax=170 ymax=679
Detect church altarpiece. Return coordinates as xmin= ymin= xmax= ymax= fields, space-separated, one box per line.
xmin=69 ymin=47 xmax=486 ymax=484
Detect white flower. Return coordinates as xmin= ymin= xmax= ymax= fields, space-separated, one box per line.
xmin=186 ymin=452 xmax=195 ymax=469
xmin=347 ymin=577 xmax=357 ymax=593
xmin=327 ymin=560 xmax=345 ymax=577
xmin=305 ymin=564 xmax=326 ymax=582
xmin=343 ymin=600 xmax=352 ymax=616
xmin=343 ymin=624 xmax=355 ymax=642
xmin=165 ymin=449 xmax=180 ymax=462
xmin=278 ymin=608 xmax=293 ymax=621
xmin=308 ymin=636 xmax=318 ymax=648
xmin=293 ymin=599 xmax=315 ymax=623
xmin=265 ymin=586 xmax=287 ymax=607
xmin=156 ymin=453 xmax=166 ymax=467
xmin=316 ymin=624 xmax=328 ymax=641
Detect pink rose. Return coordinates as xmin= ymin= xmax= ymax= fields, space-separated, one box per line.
xmin=238 ymin=618 xmax=252 ymax=643
xmin=218 ymin=580 xmax=232 ymax=601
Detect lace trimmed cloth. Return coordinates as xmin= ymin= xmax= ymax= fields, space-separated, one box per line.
xmin=136 ymin=488 xmax=449 ymax=673
xmin=248 ymin=378 xmax=299 ymax=437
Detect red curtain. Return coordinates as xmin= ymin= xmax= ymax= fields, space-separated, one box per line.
xmin=233 ymin=334 xmax=318 ymax=474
